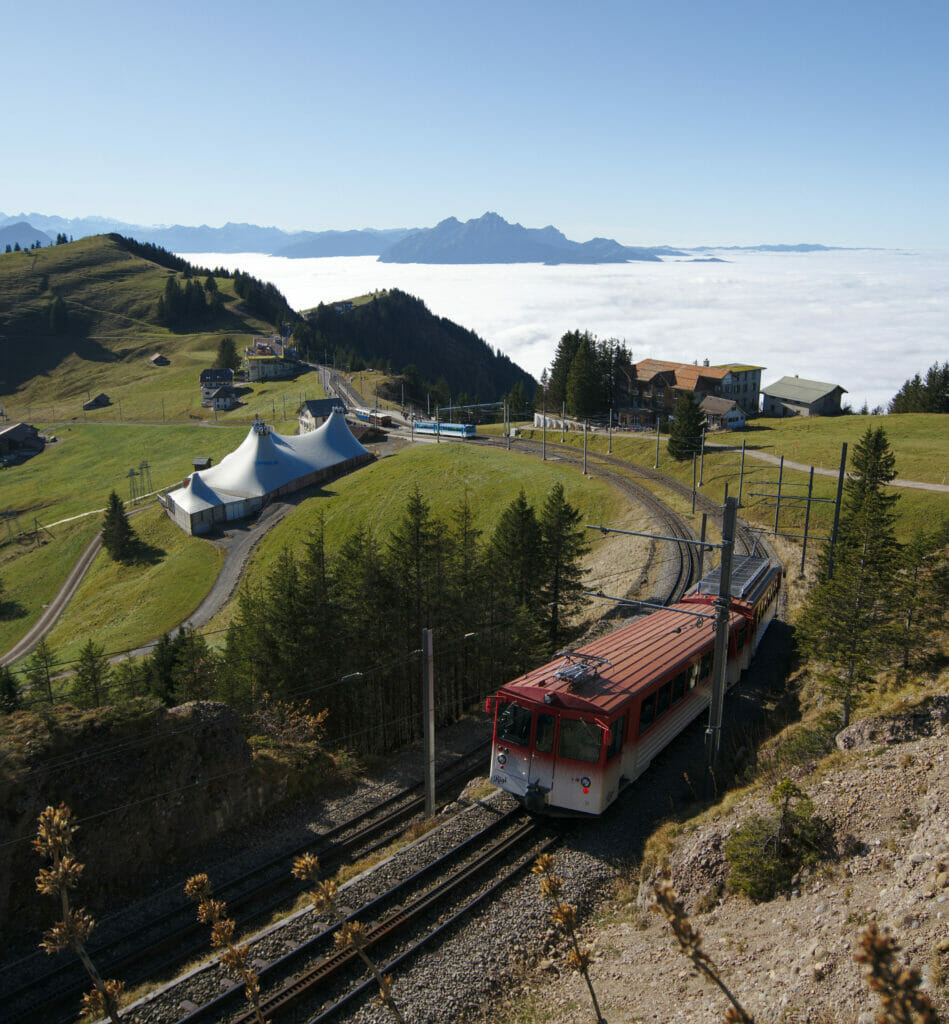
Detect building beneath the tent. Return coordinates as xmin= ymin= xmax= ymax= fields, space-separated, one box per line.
xmin=160 ymin=411 xmax=372 ymax=535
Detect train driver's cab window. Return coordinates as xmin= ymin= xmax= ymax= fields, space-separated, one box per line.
xmin=606 ymin=715 xmax=625 ymax=760
xmin=558 ymin=717 xmax=601 ymax=763
xmin=535 ymin=712 xmax=555 ymax=754
xmin=639 ymin=693 xmax=656 ymax=733
xmin=496 ymin=702 xmax=532 ymax=747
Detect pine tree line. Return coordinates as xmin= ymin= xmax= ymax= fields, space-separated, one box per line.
xmin=798 ymin=426 xmax=949 ymax=725
xmin=540 ymin=330 xmax=634 ymax=419
xmin=889 ymin=361 xmax=949 ymax=414
xmin=4 ymin=487 xmax=591 ymax=757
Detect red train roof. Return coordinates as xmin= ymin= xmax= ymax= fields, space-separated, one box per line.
xmin=498 ymin=602 xmax=745 ymax=721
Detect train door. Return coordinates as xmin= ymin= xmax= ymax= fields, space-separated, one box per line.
xmin=526 ymin=710 xmax=557 ymax=803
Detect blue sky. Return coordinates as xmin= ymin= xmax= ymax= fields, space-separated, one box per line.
xmin=5 ymin=0 xmax=948 ymax=246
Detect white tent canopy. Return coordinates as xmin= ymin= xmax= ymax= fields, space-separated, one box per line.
xmin=164 ymin=411 xmax=371 ymax=533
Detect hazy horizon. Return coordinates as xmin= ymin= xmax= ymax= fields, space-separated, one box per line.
xmin=186 ymin=248 xmax=949 ymax=415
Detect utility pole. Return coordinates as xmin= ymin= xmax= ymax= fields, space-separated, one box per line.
xmin=827 ymin=442 xmax=848 ymax=579
xmin=800 ymin=466 xmax=815 ymax=575
xmin=506 ymin=401 xmax=511 ymax=450
xmin=697 ymin=512 xmax=708 ymax=579
xmin=691 ymin=454 xmax=697 ymax=515
xmin=422 ymin=628 xmax=436 ymax=817
xmin=542 ymin=396 xmax=547 ymax=461
xmin=654 ymin=419 xmax=660 ymax=469
xmin=583 ymin=420 xmax=588 ymax=474
xmin=737 ymin=438 xmax=746 ymax=506
xmin=699 ymin=427 xmax=706 ymax=485
xmin=706 ymin=496 xmax=737 ymax=780
xmin=561 ymin=401 xmax=566 ymax=443
xmin=608 ymin=408 xmax=612 ymax=454
xmin=773 ymin=454 xmax=784 ymax=536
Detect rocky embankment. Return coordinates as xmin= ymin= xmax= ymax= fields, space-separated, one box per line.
xmin=0 ymin=701 xmax=280 ymax=938
xmin=488 ymin=695 xmax=949 ymax=1024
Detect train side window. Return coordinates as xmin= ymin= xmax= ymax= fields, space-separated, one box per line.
xmin=558 ymin=717 xmax=601 ymax=763
xmin=496 ymin=702 xmax=532 ymax=747
xmin=606 ymin=715 xmax=625 ymax=759
xmin=699 ymin=653 xmax=713 ymax=681
xmin=656 ymin=682 xmax=671 ymax=717
xmin=639 ymin=693 xmax=656 ymax=732
xmin=672 ymin=671 xmax=686 ymax=704
xmin=535 ymin=712 xmax=555 ymax=754
xmin=688 ymin=661 xmax=701 ymax=689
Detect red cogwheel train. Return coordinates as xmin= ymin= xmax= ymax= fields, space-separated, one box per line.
xmin=485 ymin=555 xmax=782 ymax=815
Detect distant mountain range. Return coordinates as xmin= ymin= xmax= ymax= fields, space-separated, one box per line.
xmin=0 ymin=209 xmax=841 ymax=264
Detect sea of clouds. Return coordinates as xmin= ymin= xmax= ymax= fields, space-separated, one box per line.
xmin=186 ymin=249 xmax=949 ymax=413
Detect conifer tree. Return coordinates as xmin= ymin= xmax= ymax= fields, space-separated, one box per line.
xmin=73 ymin=639 xmax=110 ymax=708
xmin=491 ymin=490 xmax=543 ymax=613
xmin=667 ymin=391 xmax=705 ymax=460
xmin=799 ymin=426 xmax=900 ymax=725
xmin=26 ymin=637 xmax=57 ymax=704
xmin=101 ymin=491 xmax=134 ymax=561
xmin=0 ymin=664 xmax=21 ymax=712
xmin=215 ymin=336 xmax=240 ymax=372
xmin=539 ymin=483 xmax=590 ymax=649
xmin=565 ymin=333 xmax=600 ymax=417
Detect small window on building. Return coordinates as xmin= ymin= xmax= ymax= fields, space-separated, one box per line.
xmin=497 ymin=702 xmax=532 ymax=747
xmin=558 ymin=717 xmax=602 ymax=763
xmin=606 ymin=716 xmax=625 ymax=759
xmin=639 ymin=693 xmax=656 ymax=732
xmin=657 ymin=682 xmax=672 ymax=717
xmin=535 ymin=712 xmax=555 ymax=754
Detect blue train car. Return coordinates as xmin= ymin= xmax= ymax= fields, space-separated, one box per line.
xmin=412 ymin=421 xmax=476 ymax=439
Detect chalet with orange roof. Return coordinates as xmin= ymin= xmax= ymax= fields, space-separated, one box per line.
xmin=616 ymin=359 xmax=763 ymax=426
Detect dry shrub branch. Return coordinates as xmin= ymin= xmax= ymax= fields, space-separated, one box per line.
xmin=184 ymin=873 xmax=267 ymax=1024
xmin=533 ymin=852 xmax=605 ymax=1023
xmin=34 ymin=803 xmax=124 ymax=1023
xmin=292 ymin=852 xmax=406 ymax=1024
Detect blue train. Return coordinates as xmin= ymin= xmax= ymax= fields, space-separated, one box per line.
xmin=412 ymin=421 xmax=476 ymax=439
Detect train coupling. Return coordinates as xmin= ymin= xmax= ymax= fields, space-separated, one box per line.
xmin=524 ymin=781 xmax=550 ymax=814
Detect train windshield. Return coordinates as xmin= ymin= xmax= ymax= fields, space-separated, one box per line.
xmin=557 ymin=717 xmax=602 ymax=763
xmin=496 ymin=701 xmax=532 ymax=747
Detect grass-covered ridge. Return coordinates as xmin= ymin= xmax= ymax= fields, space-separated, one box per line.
xmin=45 ymin=506 xmax=224 ymax=666
xmin=207 ymin=443 xmax=626 ymax=628
xmin=513 ymin=413 xmax=949 ymax=542
xmin=0 ymin=233 xmax=285 ymax=416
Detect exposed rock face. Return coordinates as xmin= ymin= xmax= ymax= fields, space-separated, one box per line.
xmin=835 ymin=694 xmax=949 ymax=750
xmin=0 ymin=701 xmax=271 ymax=938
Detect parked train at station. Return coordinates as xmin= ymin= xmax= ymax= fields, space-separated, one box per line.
xmin=411 ymin=420 xmax=476 ymax=439
xmin=486 ymin=555 xmax=782 ymax=815
xmin=354 ymin=408 xmax=392 ymax=427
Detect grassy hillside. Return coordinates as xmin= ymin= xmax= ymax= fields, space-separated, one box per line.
xmin=0 ymin=423 xmax=248 ymax=658
xmin=202 ymin=442 xmax=627 ymax=633
xmin=44 ymin=505 xmax=224 ymax=666
xmin=0 ymin=234 xmax=291 ymax=418
xmin=514 ymin=413 xmax=949 ymax=542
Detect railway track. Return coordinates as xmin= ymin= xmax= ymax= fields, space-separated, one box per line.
xmin=478 ymin=436 xmax=702 ymax=605
xmin=178 ymin=806 xmax=554 ymax=1024
xmin=480 ymin=435 xmax=777 ymax=577
xmin=6 ymin=741 xmax=491 ymax=1024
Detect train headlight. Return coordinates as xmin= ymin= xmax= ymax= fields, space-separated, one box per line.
xmin=497 ymin=751 xmax=507 ymax=767
xmin=581 ymin=776 xmax=591 ymax=793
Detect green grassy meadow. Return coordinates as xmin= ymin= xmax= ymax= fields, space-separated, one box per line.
xmin=44 ymin=506 xmax=224 ymax=666
xmin=0 ymin=234 xmax=327 ymax=426
xmin=205 ymin=442 xmax=627 ymax=631
xmin=512 ymin=414 xmax=949 ymax=542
